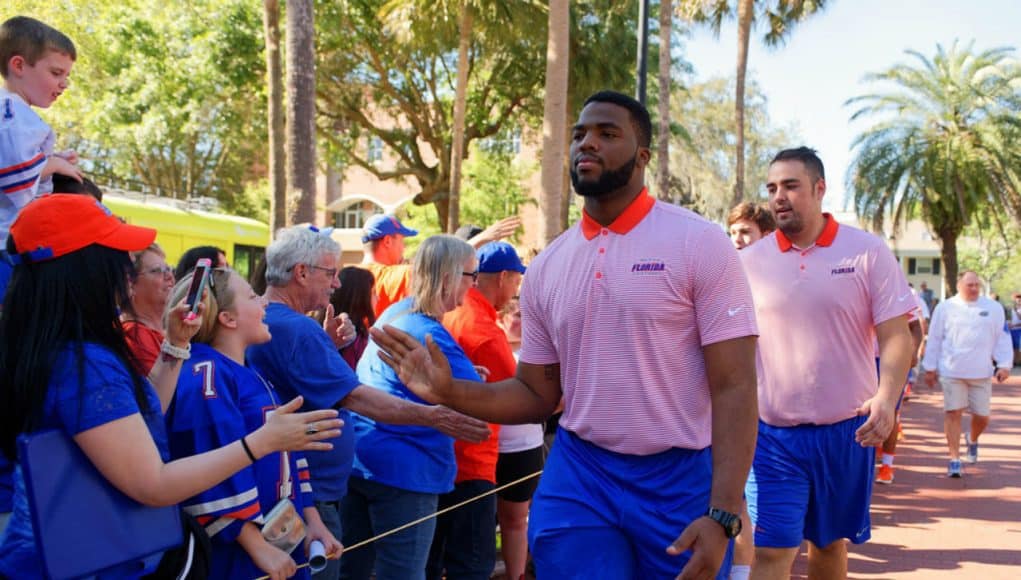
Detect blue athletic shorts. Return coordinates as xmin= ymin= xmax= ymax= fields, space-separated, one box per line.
xmin=745 ymin=416 xmax=873 ymax=549
xmin=528 ymin=428 xmax=733 ymax=579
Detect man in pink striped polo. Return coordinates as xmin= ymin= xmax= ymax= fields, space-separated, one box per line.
xmin=371 ymin=91 xmax=759 ymax=579
xmin=740 ymin=147 xmax=915 ymax=579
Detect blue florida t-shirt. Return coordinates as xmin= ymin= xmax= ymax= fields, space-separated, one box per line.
xmin=167 ymin=343 xmax=313 ymax=580
xmin=353 ymin=297 xmax=481 ymax=494
xmin=247 ymin=302 xmax=361 ymax=502
xmin=0 ymin=343 xmax=167 ymax=579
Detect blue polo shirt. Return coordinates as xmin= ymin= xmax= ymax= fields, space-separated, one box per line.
xmin=0 ymin=343 xmax=166 ymax=579
xmin=352 ymin=298 xmax=482 ymax=494
xmin=0 ymin=456 xmax=12 ymax=514
xmin=247 ymin=303 xmax=361 ymax=502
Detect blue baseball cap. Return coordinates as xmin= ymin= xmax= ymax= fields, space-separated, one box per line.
xmin=477 ymin=242 xmax=526 ymax=274
xmin=361 ymin=214 xmax=418 ymax=243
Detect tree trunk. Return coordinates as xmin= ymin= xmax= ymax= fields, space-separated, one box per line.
xmin=447 ymin=2 xmax=473 ymax=233
xmin=264 ymin=0 xmax=286 ymax=234
xmin=938 ymin=228 xmax=960 ymax=297
xmin=434 ymin=197 xmax=450 ymax=232
xmin=732 ymin=0 xmax=753 ymax=207
xmin=656 ymin=0 xmax=672 ymax=201
xmin=285 ymin=0 xmax=317 ymax=225
xmin=540 ymin=0 xmax=570 ymax=246
xmin=559 ymin=143 xmax=571 ymax=228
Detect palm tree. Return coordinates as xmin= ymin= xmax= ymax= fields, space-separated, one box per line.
xmin=540 ymin=0 xmax=570 ymax=246
xmin=846 ymin=42 xmax=1021 ymax=294
xmin=656 ymin=0 xmax=673 ymax=201
xmin=263 ymin=0 xmax=286 ymax=233
xmin=447 ymin=1 xmax=472 ymax=233
xmin=285 ymin=0 xmax=317 ymax=225
xmin=679 ymin=0 xmax=828 ymax=206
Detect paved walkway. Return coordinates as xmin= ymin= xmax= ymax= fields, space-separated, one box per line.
xmin=793 ymin=373 xmax=1021 ymax=578
xmin=496 ymin=374 xmax=1021 ymax=579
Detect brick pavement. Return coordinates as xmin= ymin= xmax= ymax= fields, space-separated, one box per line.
xmin=495 ymin=374 xmax=1021 ymax=579
xmin=790 ymin=373 xmax=1021 ymax=579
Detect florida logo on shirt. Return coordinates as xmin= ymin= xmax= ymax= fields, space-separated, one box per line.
xmin=831 ymin=266 xmax=856 ymax=276
xmin=631 ymin=259 xmax=666 ymax=274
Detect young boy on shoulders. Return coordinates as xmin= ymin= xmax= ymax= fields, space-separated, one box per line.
xmin=0 ymin=16 xmax=81 ymax=248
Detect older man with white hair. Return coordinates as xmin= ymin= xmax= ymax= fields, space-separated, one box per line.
xmin=923 ymin=270 xmax=1013 ymax=478
xmin=247 ymin=225 xmax=489 ymax=580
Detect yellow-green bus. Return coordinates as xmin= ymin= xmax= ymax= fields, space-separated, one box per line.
xmin=102 ymin=193 xmax=270 ymax=281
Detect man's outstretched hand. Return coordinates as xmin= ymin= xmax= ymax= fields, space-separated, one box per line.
xmin=370 ymin=325 xmax=454 ymax=405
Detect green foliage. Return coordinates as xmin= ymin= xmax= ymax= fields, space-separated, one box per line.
xmin=678 ymin=0 xmax=830 ymax=47
xmin=400 ymin=144 xmax=535 ymax=252
xmin=959 ymin=218 xmax=1021 ymax=297
xmin=6 ymin=0 xmax=268 ymax=217
xmin=568 ymin=0 xmax=640 ymax=115
xmin=315 ymin=0 xmax=547 ymax=221
xmin=315 ymin=0 xmax=639 ymax=224
xmin=846 ymin=41 xmax=1021 ymax=291
xmin=665 ymin=75 xmax=798 ymax=219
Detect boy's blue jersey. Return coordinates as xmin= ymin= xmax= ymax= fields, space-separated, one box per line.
xmin=167 ymin=343 xmax=313 ymax=579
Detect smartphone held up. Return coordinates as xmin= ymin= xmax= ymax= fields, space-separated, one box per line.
xmin=184 ymin=258 xmax=212 ymax=321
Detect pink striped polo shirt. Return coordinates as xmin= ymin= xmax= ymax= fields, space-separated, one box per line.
xmin=519 ymin=190 xmax=758 ymax=455
xmin=740 ymin=214 xmax=914 ymax=427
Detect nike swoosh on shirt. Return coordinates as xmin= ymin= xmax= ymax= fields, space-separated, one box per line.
xmin=728 ymin=307 xmax=744 ymax=317
xmin=898 ymin=294 xmax=912 ymax=301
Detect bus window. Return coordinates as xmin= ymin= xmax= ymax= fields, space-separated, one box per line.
xmin=233 ymin=244 xmax=264 ymax=283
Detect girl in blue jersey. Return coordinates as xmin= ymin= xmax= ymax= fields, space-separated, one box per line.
xmin=0 ymin=195 xmax=342 ymax=579
xmin=168 ymin=268 xmax=343 ymax=580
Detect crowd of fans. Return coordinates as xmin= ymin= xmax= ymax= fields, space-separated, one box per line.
xmin=0 ymin=14 xmax=1015 ymax=580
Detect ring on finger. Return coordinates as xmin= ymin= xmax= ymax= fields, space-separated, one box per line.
xmin=306 ymin=423 xmax=318 ymax=435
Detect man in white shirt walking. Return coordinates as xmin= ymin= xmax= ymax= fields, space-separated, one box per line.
xmin=923 ymin=271 xmax=1012 ymax=478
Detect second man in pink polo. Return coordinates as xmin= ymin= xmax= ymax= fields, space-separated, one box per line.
xmin=741 ymin=147 xmax=915 ymax=579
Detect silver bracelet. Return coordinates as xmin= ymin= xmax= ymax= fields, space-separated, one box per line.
xmin=159 ymin=339 xmax=191 ymax=361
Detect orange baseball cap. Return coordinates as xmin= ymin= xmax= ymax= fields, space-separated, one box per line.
xmin=8 ymin=194 xmax=156 ymax=263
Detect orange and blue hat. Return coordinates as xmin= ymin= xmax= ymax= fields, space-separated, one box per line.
xmin=5 ymin=194 xmax=156 ymax=264
xmin=361 ymin=214 xmax=418 ymax=243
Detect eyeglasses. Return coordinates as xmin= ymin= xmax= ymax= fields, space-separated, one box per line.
xmin=310 ymin=265 xmax=339 ymax=278
xmin=462 ymin=270 xmax=479 ymax=282
xmin=140 ymin=265 xmax=174 ymax=278
xmin=286 ymin=263 xmax=339 ymax=278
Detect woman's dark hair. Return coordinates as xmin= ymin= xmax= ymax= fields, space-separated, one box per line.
xmin=330 ymin=267 xmax=376 ymax=334
xmin=175 ymin=245 xmax=225 ymax=281
xmin=51 ymin=174 xmax=103 ymax=201
xmin=0 ymin=242 xmax=148 ymax=460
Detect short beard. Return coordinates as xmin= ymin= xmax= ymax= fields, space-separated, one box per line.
xmin=776 ymin=210 xmax=803 ymax=239
xmin=570 ymin=153 xmax=637 ymax=199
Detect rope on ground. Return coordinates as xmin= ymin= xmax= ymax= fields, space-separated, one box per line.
xmin=252 ymin=469 xmax=543 ymax=580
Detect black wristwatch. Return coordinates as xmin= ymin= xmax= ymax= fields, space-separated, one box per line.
xmin=705 ymin=507 xmax=742 ymax=538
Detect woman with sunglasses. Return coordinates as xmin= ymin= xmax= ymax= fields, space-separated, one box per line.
xmin=340 ymin=235 xmax=487 ymax=580
xmin=166 ymin=268 xmax=343 ymax=580
xmin=0 ymin=195 xmax=342 ymax=579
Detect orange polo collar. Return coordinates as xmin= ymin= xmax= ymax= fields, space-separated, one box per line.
xmin=580 ymin=188 xmax=655 ymax=240
xmin=775 ymin=212 xmax=839 ymax=252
